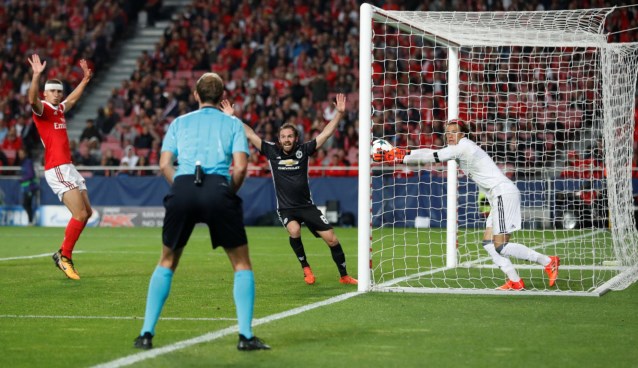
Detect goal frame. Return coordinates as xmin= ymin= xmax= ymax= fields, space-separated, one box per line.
xmin=357 ymin=3 xmax=638 ymax=296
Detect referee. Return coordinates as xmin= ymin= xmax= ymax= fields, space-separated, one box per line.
xmin=134 ymin=73 xmax=269 ymax=351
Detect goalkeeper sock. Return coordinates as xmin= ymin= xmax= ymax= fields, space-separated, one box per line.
xmin=483 ymin=241 xmax=520 ymax=282
xmin=498 ymin=242 xmax=552 ymax=266
xmin=329 ymin=243 xmax=348 ymax=277
xmin=289 ymin=237 xmax=310 ymax=268
xmin=233 ymin=270 xmax=255 ymax=339
xmin=141 ymin=266 xmax=173 ymax=335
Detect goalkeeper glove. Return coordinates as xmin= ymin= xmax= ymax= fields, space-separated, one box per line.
xmin=372 ymin=147 xmax=411 ymax=164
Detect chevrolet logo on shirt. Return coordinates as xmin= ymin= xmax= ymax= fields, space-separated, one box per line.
xmin=278 ymin=159 xmax=299 ymax=167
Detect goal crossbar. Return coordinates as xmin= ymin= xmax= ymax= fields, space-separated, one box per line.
xmin=372 ymin=7 xmax=613 ymax=48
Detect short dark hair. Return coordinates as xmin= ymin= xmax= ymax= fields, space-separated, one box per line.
xmin=195 ymin=73 xmax=224 ymax=104
xmin=278 ymin=123 xmax=299 ymax=138
xmin=446 ymin=119 xmax=470 ymax=134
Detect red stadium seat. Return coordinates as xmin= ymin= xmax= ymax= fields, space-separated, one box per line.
xmin=3 ymin=149 xmax=16 ymax=165
xmin=175 ymin=70 xmax=193 ymax=79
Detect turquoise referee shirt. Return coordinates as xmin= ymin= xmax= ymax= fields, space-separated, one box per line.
xmin=161 ymin=107 xmax=249 ymax=181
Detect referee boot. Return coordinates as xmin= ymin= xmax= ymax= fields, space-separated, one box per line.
xmin=237 ymin=334 xmax=271 ymax=351
xmin=134 ymin=332 xmax=153 ymax=350
xmin=52 ymin=250 xmax=80 ymax=280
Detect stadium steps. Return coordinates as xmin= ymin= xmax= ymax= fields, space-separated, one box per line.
xmin=67 ymin=0 xmax=192 ymax=139
xmin=67 ymin=20 xmax=171 ymax=139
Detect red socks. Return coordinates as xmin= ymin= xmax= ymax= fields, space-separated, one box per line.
xmin=60 ymin=218 xmax=86 ymax=259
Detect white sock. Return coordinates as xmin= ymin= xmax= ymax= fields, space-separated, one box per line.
xmin=483 ymin=243 xmax=520 ymax=282
xmin=499 ymin=243 xmax=551 ymax=266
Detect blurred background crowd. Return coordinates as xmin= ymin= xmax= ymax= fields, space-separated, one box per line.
xmin=0 ymin=0 xmax=636 ymax=179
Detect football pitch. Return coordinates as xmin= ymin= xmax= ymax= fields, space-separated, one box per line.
xmin=1 ymin=226 xmax=637 ymax=367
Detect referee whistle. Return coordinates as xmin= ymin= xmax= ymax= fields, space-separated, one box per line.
xmin=194 ymin=161 xmax=203 ymax=186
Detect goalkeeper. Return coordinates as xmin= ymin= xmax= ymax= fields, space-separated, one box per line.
xmin=374 ymin=119 xmax=559 ymax=290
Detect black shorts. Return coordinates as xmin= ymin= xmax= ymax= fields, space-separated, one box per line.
xmin=277 ymin=206 xmax=332 ymax=237
xmin=163 ymin=174 xmax=247 ymax=249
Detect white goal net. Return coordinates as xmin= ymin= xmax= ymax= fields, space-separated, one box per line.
xmin=357 ymin=4 xmax=638 ymax=296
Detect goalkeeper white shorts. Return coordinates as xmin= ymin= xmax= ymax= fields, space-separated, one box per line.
xmin=44 ymin=163 xmax=87 ymax=202
xmin=485 ymin=191 xmax=521 ymax=235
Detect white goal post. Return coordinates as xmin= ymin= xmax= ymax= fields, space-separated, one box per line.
xmin=357 ymin=3 xmax=638 ymax=296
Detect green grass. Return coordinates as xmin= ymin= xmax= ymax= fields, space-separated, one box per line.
xmin=371 ymin=227 xmax=616 ymax=291
xmin=1 ymin=226 xmax=637 ymax=367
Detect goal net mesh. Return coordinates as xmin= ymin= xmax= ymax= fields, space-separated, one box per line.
xmin=363 ymin=6 xmax=638 ymax=295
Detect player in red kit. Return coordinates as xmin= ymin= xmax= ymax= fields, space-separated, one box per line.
xmin=28 ymin=54 xmax=93 ymax=280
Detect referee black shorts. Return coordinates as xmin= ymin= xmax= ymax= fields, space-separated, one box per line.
xmin=162 ymin=174 xmax=248 ymax=250
xmin=277 ymin=206 xmax=333 ymax=238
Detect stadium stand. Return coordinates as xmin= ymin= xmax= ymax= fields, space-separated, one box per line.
xmin=0 ymin=0 xmax=637 ymax=178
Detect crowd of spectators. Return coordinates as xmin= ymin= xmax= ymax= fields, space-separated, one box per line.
xmin=0 ymin=0 xmax=146 ymax=171
xmin=0 ymin=0 xmax=636 ymax=180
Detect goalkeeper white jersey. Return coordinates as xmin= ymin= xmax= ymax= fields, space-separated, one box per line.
xmin=415 ymin=137 xmax=517 ymax=196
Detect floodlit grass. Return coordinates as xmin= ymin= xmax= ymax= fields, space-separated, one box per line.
xmin=372 ymin=227 xmax=616 ymax=292
xmin=1 ymin=226 xmax=637 ymax=367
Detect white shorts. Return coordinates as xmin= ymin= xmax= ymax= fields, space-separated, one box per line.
xmin=485 ymin=191 xmax=521 ymax=235
xmin=44 ymin=164 xmax=87 ymax=202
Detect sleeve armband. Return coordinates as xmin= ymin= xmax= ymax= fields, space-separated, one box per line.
xmin=433 ymin=152 xmax=440 ymax=163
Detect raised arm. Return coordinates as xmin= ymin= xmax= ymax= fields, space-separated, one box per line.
xmin=221 ymin=100 xmax=264 ymax=150
xmin=27 ymin=54 xmax=45 ymax=115
xmin=315 ymin=93 xmax=346 ymax=149
xmin=63 ymin=59 xmax=93 ymax=112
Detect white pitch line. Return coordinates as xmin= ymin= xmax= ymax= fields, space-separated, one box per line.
xmin=0 ymin=251 xmax=85 ymax=262
xmin=0 ymin=315 xmax=235 ymax=321
xmin=91 ymin=291 xmax=360 ymax=368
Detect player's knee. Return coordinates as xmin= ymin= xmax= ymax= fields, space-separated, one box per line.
xmin=287 ymin=224 xmax=301 ymax=237
xmin=494 ymin=242 xmax=508 ymax=254
xmin=74 ymin=209 xmax=90 ymax=222
xmin=324 ymin=233 xmax=339 ymax=246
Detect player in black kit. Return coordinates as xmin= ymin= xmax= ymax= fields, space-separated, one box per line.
xmin=221 ymin=94 xmax=357 ymax=285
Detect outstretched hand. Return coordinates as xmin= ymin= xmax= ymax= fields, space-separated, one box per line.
xmin=220 ymin=99 xmax=235 ymax=116
xmin=79 ymin=59 xmax=93 ymax=81
xmin=28 ymin=54 xmax=46 ymax=74
xmin=334 ymin=93 xmax=346 ymax=114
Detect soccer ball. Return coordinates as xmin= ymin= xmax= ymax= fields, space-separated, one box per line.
xmin=371 ymin=139 xmax=393 ymax=156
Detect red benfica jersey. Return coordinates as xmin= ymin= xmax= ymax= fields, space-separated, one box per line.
xmin=33 ymin=101 xmax=72 ymax=169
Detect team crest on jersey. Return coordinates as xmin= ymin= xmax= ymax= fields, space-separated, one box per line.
xmin=295 ymin=150 xmax=303 ymax=159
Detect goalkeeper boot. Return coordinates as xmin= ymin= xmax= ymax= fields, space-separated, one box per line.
xmin=496 ymin=279 xmax=525 ymax=290
xmin=133 ymin=332 xmax=153 ymax=350
xmin=303 ymin=266 xmax=315 ymax=285
xmin=544 ymin=256 xmax=560 ymax=287
xmin=52 ymin=250 xmax=80 ymax=280
xmin=237 ymin=334 xmax=271 ymax=351
xmin=339 ymin=275 xmax=358 ymax=285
